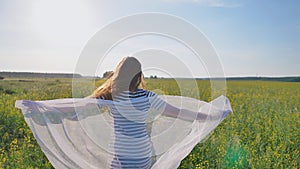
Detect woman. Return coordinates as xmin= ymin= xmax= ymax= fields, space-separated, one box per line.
xmin=88 ymin=56 xmax=227 ymax=168
xmin=16 ymin=56 xmax=232 ymax=169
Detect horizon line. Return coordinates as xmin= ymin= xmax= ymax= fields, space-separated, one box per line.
xmin=0 ymin=71 xmax=299 ymax=79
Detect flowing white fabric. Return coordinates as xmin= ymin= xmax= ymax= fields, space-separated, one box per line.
xmin=15 ymin=95 xmax=232 ymax=169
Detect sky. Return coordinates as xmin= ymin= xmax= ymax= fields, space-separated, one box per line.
xmin=0 ymin=0 xmax=299 ymax=78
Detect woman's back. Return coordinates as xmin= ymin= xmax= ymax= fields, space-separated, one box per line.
xmin=108 ymin=89 xmax=163 ymax=169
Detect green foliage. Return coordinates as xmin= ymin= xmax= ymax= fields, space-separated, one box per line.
xmin=0 ymin=86 xmax=16 ymax=95
xmin=179 ymin=81 xmax=300 ymax=168
xmin=0 ymin=78 xmax=299 ymax=168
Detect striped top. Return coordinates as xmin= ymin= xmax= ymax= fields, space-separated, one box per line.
xmin=107 ymin=89 xmax=165 ymax=168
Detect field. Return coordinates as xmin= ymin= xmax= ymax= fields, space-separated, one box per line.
xmin=0 ymin=78 xmax=299 ymax=168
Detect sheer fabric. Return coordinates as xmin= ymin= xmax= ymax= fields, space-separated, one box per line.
xmin=15 ymin=95 xmax=232 ymax=169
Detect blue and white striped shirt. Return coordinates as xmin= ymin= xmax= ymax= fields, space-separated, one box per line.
xmin=108 ymin=89 xmax=165 ymax=169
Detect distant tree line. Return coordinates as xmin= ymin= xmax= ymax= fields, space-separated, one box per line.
xmin=0 ymin=72 xmax=82 ymax=78
xmin=102 ymin=71 xmax=161 ymax=79
xmin=102 ymin=71 xmax=114 ymax=78
xmin=224 ymin=77 xmax=300 ymax=82
xmin=149 ymin=75 xmax=158 ymax=79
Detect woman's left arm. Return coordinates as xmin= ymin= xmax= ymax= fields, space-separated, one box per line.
xmin=162 ymin=103 xmax=208 ymax=121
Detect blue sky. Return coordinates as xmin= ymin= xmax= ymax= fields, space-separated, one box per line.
xmin=0 ymin=0 xmax=299 ymax=77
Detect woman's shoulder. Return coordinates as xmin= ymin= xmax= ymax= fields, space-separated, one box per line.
xmin=116 ymin=89 xmax=158 ymax=98
xmin=136 ymin=89 xmax=157 ymax=97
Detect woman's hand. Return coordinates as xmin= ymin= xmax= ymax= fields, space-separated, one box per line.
xmin=22 ymin=100 xmax=33 ymax=107
xmin=22 ymin=100 xmax=39 ymax=112
xmin=221 ymin=109 xmax=231 ymax=120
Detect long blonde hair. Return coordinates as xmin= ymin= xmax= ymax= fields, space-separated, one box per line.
xmin=89 ymin=56 xmax=145 ymax=100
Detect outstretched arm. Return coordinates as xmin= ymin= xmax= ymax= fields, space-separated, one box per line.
xmin=21 ymin=99 xmax=101 ymax=114
xmin=162 ymin=102 xmax=232 ymax=121
xmin=162 ymin=103 xmax=208 ymax=121
xmin=20 ymin=99 xmax=107 ymax=122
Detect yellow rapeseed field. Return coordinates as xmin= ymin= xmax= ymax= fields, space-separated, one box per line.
xmin=0 ymin=78 xmax=299 ymax=168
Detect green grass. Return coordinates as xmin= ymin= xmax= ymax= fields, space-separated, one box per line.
xmin=0 ymin=78 xmax=299 ymax=168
